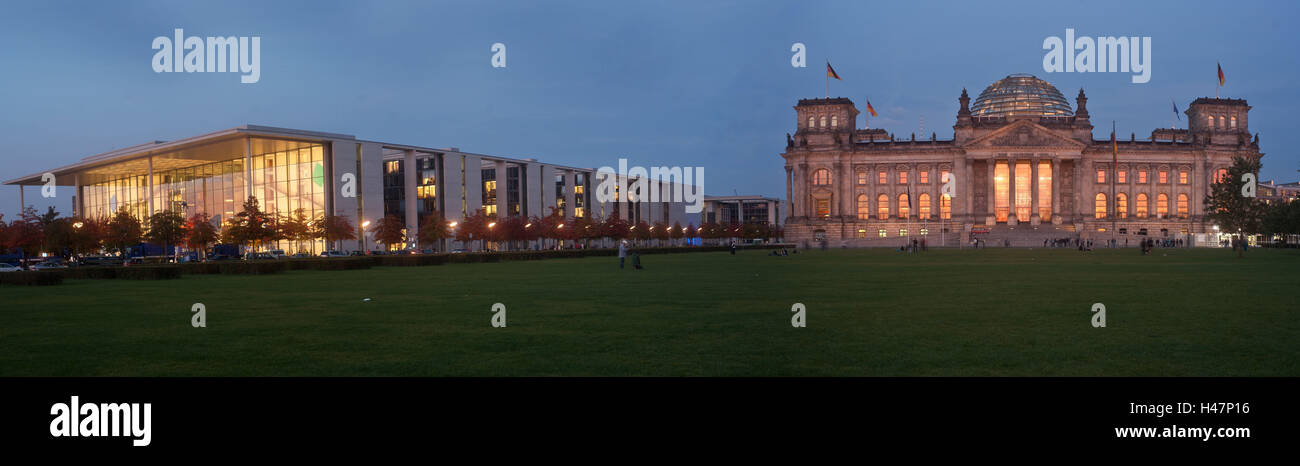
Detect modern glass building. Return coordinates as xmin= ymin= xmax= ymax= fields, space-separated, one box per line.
xmin=7 ymin=125 xmax=694 ymax=253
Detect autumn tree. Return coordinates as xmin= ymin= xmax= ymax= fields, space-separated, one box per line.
xmin=670 ymin=221 xmax=684 ymax=246
xmin=146 ymin=210 xmax=188 ymax=261
xmin=312 ymin=214 xmax=356 ymax=252
xmin=370 ymin=214 xmax=407 ymax=251
xmin=185 ymin=213 xmax=220 ymax=259
xmin=417 ymin=210 xmax=450 ymax=252
xmin=8 ymin=207 xmax=45 ymax=260
xmin=105 ymin=207 xmax=143 ymax=256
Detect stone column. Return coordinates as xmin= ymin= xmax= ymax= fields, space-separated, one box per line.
xmin=495 ymin=160 xmax=508 ymax=217
xmin=1051 ymin=159 xmax=1061 ymax=223
xmin=1007 ymin=156 xmax=1017 ymax=223
xmin=1030 ymin=157 xmax=1039 ymax=222
xmin=785 ymin=167 xmax=793 ymax=220
xmin=986 ymin=159 xmax=994 ymax=222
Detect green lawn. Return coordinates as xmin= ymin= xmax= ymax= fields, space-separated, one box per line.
xmin=1 ymin=247 xmax=1297 ymax=376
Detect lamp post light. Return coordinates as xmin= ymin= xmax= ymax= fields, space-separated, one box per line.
xmin=361 ymin=220 xmax=371 ymax=252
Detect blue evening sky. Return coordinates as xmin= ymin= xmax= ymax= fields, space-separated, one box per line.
xmin=1 ymin=0 xmax=1296 ymax=219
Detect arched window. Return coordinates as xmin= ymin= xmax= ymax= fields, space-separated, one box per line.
xmin=918 ymin=193 xmax=931 ymax=219
xmin=807 ymin=116 xmax=814 ymax=128
xmin=1136 ymin=193 xmax=1149 ymax=218
xmin=812 ymin=169 xmax=831 ymax=186
xmin=1095 ymin=193 xmax=1107 ymax=219
xmin=820 ymin=116 xmax=827 ymax=127
xmin=1219 ymin=116 xmax=1226 ymax=128
xmin=815 ymin=199 xmax=830 ymax=218
xmin=940 ymin=194 xmax=952 ymax=219
xmin=1215 ymin=168 xmax=1228 ymax=183
xmin=1117 ymin=193 xmax=1128 ymax=219
xmin=1157 ymin=193 xmax=1169 ymax=218
xmin=1177 ymin=194 xmax=1189 ymax=218
xmin=1230 ymin=116 xmax=1237 ymax=129
xmin=831 ymin=115 xmax=838 ymax=127
xmin=898 ymin=193 xmax=910 ymax=219
xmin=877 ymin=194 xmax=889 ymax=220
xmin=1206 ymin=115 xmax=1214 ymax=128
xmin=856 ymin=194 xmax=870 ymax=220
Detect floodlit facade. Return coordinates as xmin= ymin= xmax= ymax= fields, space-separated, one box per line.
xmin=781 ymin=74 xmax=1263 ymax=246
xmin=6 ymin=125 xmax=692 ymax=252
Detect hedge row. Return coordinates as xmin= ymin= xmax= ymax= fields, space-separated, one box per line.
xmin=0 ymin=271 xmax=64 ymax=286
xmin=3 ymin=245 xmax=784 ymax=285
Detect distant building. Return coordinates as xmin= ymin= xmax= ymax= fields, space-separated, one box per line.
xmin=701 ymin=195 xmax=781 ymax=226
xmin=1258 ymin=181 xmax=1300 ymax=205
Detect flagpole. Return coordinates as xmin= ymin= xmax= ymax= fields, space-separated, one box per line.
xmin=825 ymin=61 xmax=829 ymax=98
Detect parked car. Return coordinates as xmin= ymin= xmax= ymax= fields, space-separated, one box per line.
xmin=247 ymin=252 xmax=274 ymax=260
xmin=291 ymin=252 xmax=312 ymax=259
xmin=208 ymin=254 xmax=237 ymax=261
xmin=320 ymin=251 xmax=347 ymax=258
xmin=450 ymin=248 xmax=468 ymax=254
xmin=123 ymin=257 xmax=144 ymax=266
xmin=31 ymin=261 xmax=68 ymax=270
xmin=348 ymin=251 xmax=366 ymax=257
xmin=0 ymin=263 xmax=21 ymax=272
xmin=369 ymin=250 xmax=389 ymax=256
xmin=266 ymin=249 xmax=287 ymax=259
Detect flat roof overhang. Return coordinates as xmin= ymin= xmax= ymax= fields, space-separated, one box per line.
xmin=4 ymin=125 xmax=356 ymax=186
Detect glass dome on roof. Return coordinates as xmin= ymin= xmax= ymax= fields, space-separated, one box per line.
xmin=970 ymin=74 xmax=1073 ymax=118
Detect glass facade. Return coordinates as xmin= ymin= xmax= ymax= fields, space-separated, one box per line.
xmin=970 ymin=74 xmax=1074 ymax=118
xmin=81 ymin=137 xmax=327 ymax=253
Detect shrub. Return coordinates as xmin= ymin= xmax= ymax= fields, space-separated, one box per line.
xmin=0 ymin=271 xmax=64 ymax=286
xmin=116 ymin=266 xmax=182 ymax=280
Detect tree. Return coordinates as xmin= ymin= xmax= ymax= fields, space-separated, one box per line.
xmin=456 ymin=209 xmax=490 ymax=251
xmin=537 ymin=207 xmax=564 ymax=249
xmin=227 ymin=196 xmax=275 ymax=252
xmin=571 ymin=215 xmax=594 ymax=248
xmin=185 ymin=213 xmax=220 ymax=259
xmin=313 ymin=214 xmax=356 ymax=252
xmin=146 ymin=210 xmax=188 ymax=261
xmin=670 ymin=221 xmax=684 ymax=246
xmin=417 ymin=210 xmax=450 ymax=252
xmin=68 ymin=217 xmax=105 ymax=258
xmin=280 ymin=208 xmax=313 ymax=254
xmin=1261 ymin=200 xmax=1300 ymax=242
xmin=631 ymin=220 xmax=652 ymax=244
xmin=370 ymin=215 xmax=406 ymax=250
xmin=602 ymin=215 xmax=630 ymax=246
xmin=1204 ymin=156 xmax=1268 ymax=238
xmin=685 ymin=223 xmax=698 ymax=246
xmin=43 ymin=217 xmax=76 ymax=258
xmin=8 ymin=207 xmax=45 ymax=260
xmin=105 ymin=207 xmax=142 ymax=256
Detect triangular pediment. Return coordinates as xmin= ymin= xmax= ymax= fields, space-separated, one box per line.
xmin=961 ymin=119 xmax=1087 ymax=149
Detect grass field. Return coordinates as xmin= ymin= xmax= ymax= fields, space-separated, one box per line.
xmin=1 ymin=247 xmax=1297 ymax=376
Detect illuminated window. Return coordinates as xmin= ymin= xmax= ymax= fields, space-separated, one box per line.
xmin=856 ymin=171 xmax=867 ymax=185
xmin=856 ymin=194 xmax=870 ymax=220
xmin=1219 ymin=116 xmax=1225 ymax=128
xmin=857 ymin=229 xmax=867 ymax=238
xmin=1037 ymin=160 xmax=1052 ymax=219
xmin=1015 ymin=161 xmax=1031 ymax=220
xmin=920 ymin=228 xmax=929 ymax=236
xmin=1159 ymin=170 xmax=1168 ymax=184
xmin=898 ymin=172 xmax=908 ymax=184
xmin=918 ymin=193 xmax=931 ymax=219
xmin=1157 ymin=193 xmax=1169 ymax=218
xmin=820 ymin=116 xmax=827 ymax=127
xmin=878 ymin=171 xmax=887 ymax=184
xmin=1095 ymin=193 xmax=1107 ymax=219
xmin=812 ymin=169 xmax=831 ymax=186
xmin=940 ymin=194 xmax=952 ymax=219
xmin=1136 ymin=193 xmax=1149 ymax=218
xmin=1230 ymin=116 xmax=1237 ymax=129
xmin=815 ymin=199 xmax=830 ymax=218
xmin=898 ymin=193 xmax=910 ymax=219
xmin=1215 ymin=169 xmax=1228 ymax=183
xmin=1138 ymin=170 xmax=1148 ymax=183
xmin=1179 ymin=171 xmax=1188 ymax=184
xmin=831 ymin=115 xmax=838 ymax=127
xmin=808 ymin=116 xmax=815 ymax=128
xmin=878 ymin=229 xmax=887 ymax=238
xmin=1117 ymin=170 xmax=1126 ymax=183
xmin=941 ymin=170 xmax=950 ymax=183
xmin=1096 ymin=170 xmax=1106 ymax=183
xmin=899 ymin=228 xmax=908 ymax=237
xmin=919 ymin=171 xmax=929 ymax=184
xmin=1117 ymin=193 xmax=1128 ymax=219
xmin=1177 ymin=194 xmax=1189 ymax=218
xmin=1206 ymin=115 xmax=1213 ymax=128
xmin=877 ymin=194 xmax=889 ymax=220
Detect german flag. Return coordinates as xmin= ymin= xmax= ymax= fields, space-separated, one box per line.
xmin=1217 ymin=62 xmax=1225 ymax=87
xmin=866 ymin=100 xmax=878 ymax=117
xmin=826 ymin=62 xmax=841 ymax=81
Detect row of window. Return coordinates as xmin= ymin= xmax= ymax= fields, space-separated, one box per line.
xmin=813 ymin=193 xmax=953 ymax=220
xmin=811 ymin=168 xmax=950 ymax=186
xmin=1093 ymin=192 xmax=1190 ymax=219
xmin=1206 ymin=114 xmax=1238 ymax=130
xmin=807 ymin=115 xmax=840 ymax=129
xmin=1097 ymin=169 xmax=1191 ymax=185
xmin=856 ymin=228 xmax=932 ymax=239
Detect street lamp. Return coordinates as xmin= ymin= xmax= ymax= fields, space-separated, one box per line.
xmin=361 ymin=220 xmax=371 ymax=252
